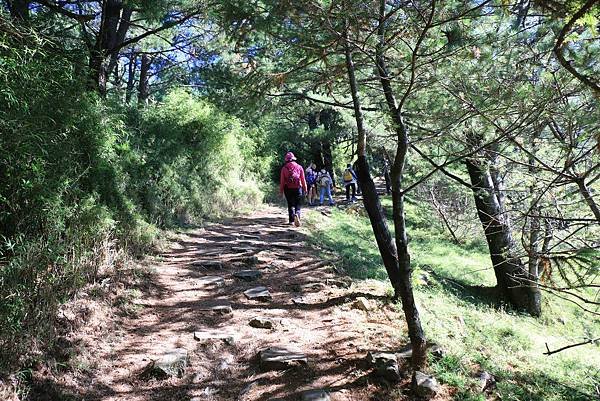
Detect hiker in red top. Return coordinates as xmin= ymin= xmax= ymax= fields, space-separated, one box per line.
xmin=279 ymin=151 xmax=308 ymax=226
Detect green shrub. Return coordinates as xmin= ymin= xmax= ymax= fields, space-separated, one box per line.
xmin=0 ymin=24 xmax=265 ymax=371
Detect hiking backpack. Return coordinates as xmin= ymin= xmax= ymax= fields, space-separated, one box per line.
xmin=319 ymin=173 xmax=331 ymax=187
xmin=343 ymin=169 xmax=353 ymax=182
xmin=286 ymin=164 xmax=301 ymax=188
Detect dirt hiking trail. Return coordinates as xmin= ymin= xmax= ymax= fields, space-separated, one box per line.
xmin=38 ymin=205 xmax=422 ymax=401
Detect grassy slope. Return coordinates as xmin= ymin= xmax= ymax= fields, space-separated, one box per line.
xmin=304 ymin=197 xmax=600 ymax=401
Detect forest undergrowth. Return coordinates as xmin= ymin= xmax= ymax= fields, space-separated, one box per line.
xmin=0 ymin=24 xmax=265 ymax=372
xmin=305 ymin=198 xmax=600 ymax=401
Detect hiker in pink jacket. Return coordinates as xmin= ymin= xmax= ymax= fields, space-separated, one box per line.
xmin=279 ymin=151 xmax=308 ymax=226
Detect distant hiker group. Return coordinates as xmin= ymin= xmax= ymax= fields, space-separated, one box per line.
xmin=279 ymin=151 xmax=359 ymax=226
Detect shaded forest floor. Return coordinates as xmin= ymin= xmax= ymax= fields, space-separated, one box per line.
xmin=27 ymin=204 xmax=431 ymax=401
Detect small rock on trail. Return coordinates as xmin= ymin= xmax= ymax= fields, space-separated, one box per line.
xmin=413 ymin=371 xmax=440 ymax=398
xmin=144 ymin=348 xmax=188 ymax=379
xmin=249 ymin=317 xmax=275 ymax=329
xmin=193 ymin=260 xmax=224 ymax=270
xmin=193 ymin=330 xmax=236 ymax=345
xmin=201 ymin=304 xmax=233 ymax=315
xmin=367 ymin=351 xmax=401 ymax=382
xmin=352 ymin=297 xmax=371 ymax=311
xmin=196 ymin=276 xmax=226 ymax=287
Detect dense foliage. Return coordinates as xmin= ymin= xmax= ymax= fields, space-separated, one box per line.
xmin=0 ymin=20 xmax=264 ymax=369
xmin=0 ymin=0 xmax=598 ymax=398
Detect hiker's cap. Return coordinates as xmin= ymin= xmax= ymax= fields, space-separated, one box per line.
xmin=284 ymin=152 xmax=296 ymax=162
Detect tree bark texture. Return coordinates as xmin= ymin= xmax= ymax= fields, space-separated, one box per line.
xmin=125 ymin=50 xmax=136 ymax=104
xmin=374 ymin=0 xmax=427 ymax=368
xmin=137 ymin=53 xmax=151 ymax=105
xmin=576 ymin=178 xmax=600 ymax=222
xmin=465 ymin=156 xmax=542 ymax=316
xmin=345 ymin=14 xmax=427 ymax=369
xmin=88 ymin=0 xmax=131 ymax=95
xmin=6 ymin=0 xmax=29 ymax=20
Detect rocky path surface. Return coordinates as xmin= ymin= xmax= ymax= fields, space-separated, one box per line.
xmin=64 ymin=205 xmax=413 ymax=401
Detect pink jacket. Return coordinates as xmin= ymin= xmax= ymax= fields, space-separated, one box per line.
xmin=280 ymin=161 xmax=308 ymax=194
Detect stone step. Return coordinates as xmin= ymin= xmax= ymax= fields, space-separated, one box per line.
xmin=193 ymin=330 xmax=236 ymax=345
xmin=196 ymin=276 xmax=225 ymax=287
xmin=233 ymin=270 xmax=262 ymax=281
xmin=200 ymin=304 xmax=233 ymax=315
xmin=259 ymin=347 xmax=308 ymax=370
xmin=244 ymin=286 xmax=272 ymax=301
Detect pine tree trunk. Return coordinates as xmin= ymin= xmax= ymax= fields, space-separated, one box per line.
xmin=88 ymin=0 xmax=130 ymax=95
xmin=138 ymin=53 xmax=151 ymax=105
xmin=125 ymin=51 xmax=137 ymax=104
xmin=373 ymin=0 xmax=427 ymax=368
xmin=6 ymin=0 xmax=29 ymax=20
xmin=342 ymin=25 xmax=402 ymax=293
xmin=465 ymin=157 xmax=542 ymax=316
xmin=344 ymin=18 xmax=426 ymax=369
xmin=355 ymin=156 xmax=403 ymax=295
xmin=89 ymin=51 xmax=109 ymax=95
xmin=391 ymin=185 xmax=427 ymax=368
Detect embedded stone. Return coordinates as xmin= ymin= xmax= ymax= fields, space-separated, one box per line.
xmin=291 ymin=296 xmax=311 ymax=306
xmin=259 ymin=347 xmax=308 ymax=370
xmin=233 ymin=270 xmax=262 ymax=281
xmin=244 ymin=286 xmax=272 ymax=301
xmin=249 ymin=317 xmax=274 ymax=329
xmin=325 ymin=278 xmax=351 ymax=288
xmin=194 ymin=261 xmax=223 ymax=270
xmin=367 ymin=351 xmax=401 ymax=382
xmin=201 ymin=304 xmax=233 ymax=315
xmin=477 ymin=371 xmax=496 ymax=392
xmin=412 ymin=371 xmax=440 ymax=398
xmin=193 ymin=330 xmax=235 ymax=345
xmin=292 ymin=283 xmax=326 ymax=292
xmin=301 ymin=389 xmax=330 ymax=401
xmin=239 ymin=234 xmax=261 ymax=240
xmin=352 ymin=297 xmax=371 ymax=311
xmin=231 ymin=246 xmax=254 ymax=253
xmin=242 ymin=255 xmax=260 ymax=265
xmin=197 ymin=276 xmax=225 ymax=287
xmin=429 ymin=344 xmax=446 ymax=359
xmin=147 ymin=348 xmax=188 ymax=378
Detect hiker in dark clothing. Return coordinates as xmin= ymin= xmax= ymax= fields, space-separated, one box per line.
xmin=305 ymin=163 xmax=318 ymax=206
xmin=279 ymin=151 xmax=308 ymax=226
xmin=342 ymin=163 xmax=358 ymax=201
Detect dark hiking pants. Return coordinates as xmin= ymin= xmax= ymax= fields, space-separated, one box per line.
xmin=345 ymin=183 xmax=356 ymax=200
xmin=284 ymin=187 xmax=302 ymax=223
